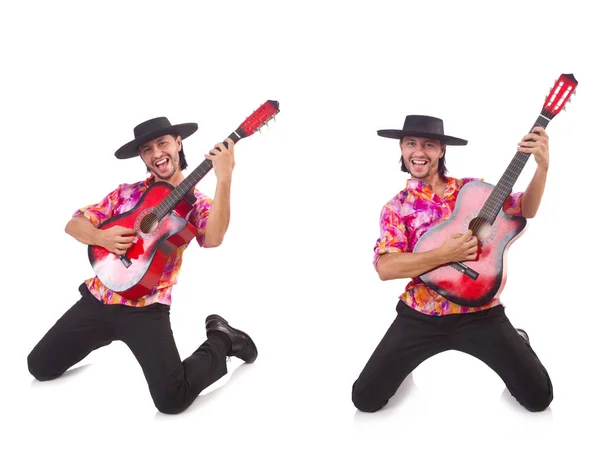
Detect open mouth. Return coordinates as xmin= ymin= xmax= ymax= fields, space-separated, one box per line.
xmin=411 ymin=159 xmax=429 ymax=168
xmin=154 ymin=157 xmax=169 ymax=170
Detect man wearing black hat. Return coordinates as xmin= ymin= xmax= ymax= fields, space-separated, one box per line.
xmin=27 ymin=117 xmax=258 ymax=414
xmin=351 ymin=115 xmax=553 ymax=412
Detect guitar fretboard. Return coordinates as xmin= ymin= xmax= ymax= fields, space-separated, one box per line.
xmin=479 ymin=114 xmax=550 ymax=223
xmin=152 ymin=130 xmax=242 ymax=220
xmin=140 ymin=99 xmax=278 ymax=223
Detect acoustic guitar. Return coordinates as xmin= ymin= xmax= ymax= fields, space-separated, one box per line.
xmin=413 ymin=75 xmax=577 ymax=307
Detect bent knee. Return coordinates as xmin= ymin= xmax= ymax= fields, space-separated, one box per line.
xmin=153 ymin=392 xmax=190 ymax=415
xmin=516 ymin=375 xmax=554 ymax=412
xmin=155 ymin=402 xmax=186 ymax=415
xmin=521 ymin=392 xmax=553 ymax=412
xmin=27 ymin=351 xmax=61 ymax=382
xmin=352 ymin=382 xmax=387 ymax=413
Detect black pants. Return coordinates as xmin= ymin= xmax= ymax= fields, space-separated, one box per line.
xmin=352 ymin=301 xmax=553 ymax=413
xmin=27 ymin=284 xmax=228 ymax=414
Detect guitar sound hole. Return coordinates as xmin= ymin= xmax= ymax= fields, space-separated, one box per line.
xmin=469 ymin=217 xmax=493 ymax=243
xmin=140 ymin=213 xmax=159 ymax=234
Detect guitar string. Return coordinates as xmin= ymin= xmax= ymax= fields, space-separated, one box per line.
xmin=471 ymin=105 xmax=559 ymax=236
xmin=139 ymin=159 xmax=214 ymax=233
xmin=478 ymin=114 xmax=549 ymax=221
xmin=136 ymin=112 xmax=276 ymax=233
xmin=446 ymin=91 xmax=570 ymax=295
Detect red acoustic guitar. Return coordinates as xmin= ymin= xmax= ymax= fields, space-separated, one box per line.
xmin=88 ymin=100 xmax=280 ymax=300
xmin=413 ymin=74 xmax=577 ymax=307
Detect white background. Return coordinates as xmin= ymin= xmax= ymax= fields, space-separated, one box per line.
xmin=1 ymin=0 xmax=598 ymax=450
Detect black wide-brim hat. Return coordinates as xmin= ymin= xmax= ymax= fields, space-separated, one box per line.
xmin=377 ymin=115 xmax=467 ymax=146
xmin=115 ymin=116 xmax=198 ymax=159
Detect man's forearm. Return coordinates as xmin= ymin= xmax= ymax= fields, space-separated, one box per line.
xmin=376 ymin=249 xmax=449 ymax=281
xmin=204 ymin=180 xmax=231 ymax=247
xmin=65 ymin=215 xmax=101 ymax=245
xmin=521 ymin=166 xmax=548 ymax=218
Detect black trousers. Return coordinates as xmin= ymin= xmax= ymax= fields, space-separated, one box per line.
xmin=27 ymin=284 xmax=228 ymax=414
xmin=352 ymin=301 xmax=553 ymax=413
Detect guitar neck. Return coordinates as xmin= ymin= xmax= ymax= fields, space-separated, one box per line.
xmin=479 ymin=114 xmax=550 ymax=223
xmin=153 ymin=129 xmax=246 ymax=220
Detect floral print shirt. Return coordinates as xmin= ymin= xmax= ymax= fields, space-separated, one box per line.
xmin=73 ymin=176 xmax=212 ymax=307
xmin=373 ymin=177 xmax=523 ymax=316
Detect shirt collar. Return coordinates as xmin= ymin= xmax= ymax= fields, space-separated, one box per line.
xmin=404 ymin=176 xmax=459 ymax=197
xmin=144 ymin=175 xmax=155 ymax=188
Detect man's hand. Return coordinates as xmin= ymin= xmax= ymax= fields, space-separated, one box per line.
xmin=206 ymin=138 xmax=235 ymax=183
xmin=518 ymin=126 xmax=549 ymax=171
xmin=98 ymin=226 xmax=136 ymax=256
xmin=438 ymin=230 xmax=479 ymax=263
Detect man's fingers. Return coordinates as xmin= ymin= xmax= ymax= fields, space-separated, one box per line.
xmin=461 ymin=230 xmax=473 ymax=241
xmin=531 ymin=126 xmax=548 ymax=137
xmin=114 ymin=226 xmax=135 ymax=235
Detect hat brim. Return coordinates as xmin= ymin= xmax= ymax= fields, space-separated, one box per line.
xmin=377 ymin=129 xmax=468 ymax=146
xmin=115 ymin=123 xmax=199 ymax=159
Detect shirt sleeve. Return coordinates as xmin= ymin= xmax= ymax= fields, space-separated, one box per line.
xmin=503 ymin=191 xmax=524 ymax=216
xmin=72 ymin=185 xmax=122 ymax=227
xmin=187 ymin=189 xmax=213 ymax=247
xmin=373 ymin=204 xmax=409 ymax=269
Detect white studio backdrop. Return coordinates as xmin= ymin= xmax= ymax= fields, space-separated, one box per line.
xmin=1 ymin=1 xmax=598 ymax=450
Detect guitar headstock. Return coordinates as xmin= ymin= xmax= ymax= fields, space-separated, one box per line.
xmin=542 ymin=73 xmax=578 ymax=119
xmin=237 ymin=100 xmax=280 ymax=138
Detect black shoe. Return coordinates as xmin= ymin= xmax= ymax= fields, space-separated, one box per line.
xmin=205 ymin=314 xmax=258 ymax=363
xmin=516 ymin=328 xmax=530 ymax=345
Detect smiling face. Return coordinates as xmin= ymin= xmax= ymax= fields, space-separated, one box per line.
xmin=139 ymin=134 xmax=183 ymax=184
xmin=400 ymin=136 xmax=446 ymax=182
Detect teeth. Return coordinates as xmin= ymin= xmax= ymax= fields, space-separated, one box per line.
xmin=155 ymin=158 xmax=168 ymax=167
xmin=412 ymin=160 xmax=428 ymax=165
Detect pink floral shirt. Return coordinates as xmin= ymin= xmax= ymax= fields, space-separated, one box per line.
xmin=73 ymin=176 xmax=212 ymax=307
xmin=373 ymin=177 xmax=523 ymax=316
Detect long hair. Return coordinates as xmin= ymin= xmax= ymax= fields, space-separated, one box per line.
xmin=400 ymin=138 xmax=448 ymax=182
xmin=171 ymin=134 xmax=188 ymax=170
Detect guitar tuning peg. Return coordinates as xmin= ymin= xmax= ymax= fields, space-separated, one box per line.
xmin=562 ymin=106 xmax=567 ymax=112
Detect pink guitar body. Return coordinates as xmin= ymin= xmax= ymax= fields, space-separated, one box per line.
xmin=88 ymin=182 xmax=197 ymax=300
xmin=413 ymin=181 xmax=527 ymax=307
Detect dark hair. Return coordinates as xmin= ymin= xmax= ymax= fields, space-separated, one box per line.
xmin=400 ymin=137 xmax=448 ymax=182
xmin=171 ymin=134 xmax=188 ymax=170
